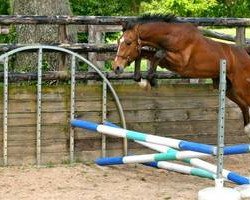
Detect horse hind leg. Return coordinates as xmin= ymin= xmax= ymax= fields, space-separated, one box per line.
xmin=227 ymin=91 xmax=250 ymax=136
xmin=245 ymin=121 xmax=250 ymax=136
xmin=213 ymin=78 xmax=250 ymax=137
xmin=225 ymin=81 xmax=250 ymax=136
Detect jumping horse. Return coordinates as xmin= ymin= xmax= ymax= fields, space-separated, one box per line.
xmin=112 ymin=15 xmax=250 ymax=136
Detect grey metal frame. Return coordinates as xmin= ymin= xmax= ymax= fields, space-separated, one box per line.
xmin=216 ymin=59 xmax=227 ymax=187
xmin=3 ymin=57 xmax=8 ymax=166
xmin=36 ymin=48 xmax=43 ymax=166
xmin=102 ymin=80 xmax=107 ymax=157
xmin=0 ymin=45 xmax=127 ymax=166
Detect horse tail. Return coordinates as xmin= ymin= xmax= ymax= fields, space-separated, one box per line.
xmin=245 ymin=46 xmax=250 ymax=55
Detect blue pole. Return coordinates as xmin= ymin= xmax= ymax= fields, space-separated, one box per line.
xmin=71 ymin=119 xmax=250 ymax=155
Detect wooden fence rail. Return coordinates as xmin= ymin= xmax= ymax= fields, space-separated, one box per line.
xmin=0 ymin=43 xmax=117 ymax=53
xmin=0 ymin=71 xmax=180 ymax=82
xmin=0 ymin=15 xmax=250 ymax=26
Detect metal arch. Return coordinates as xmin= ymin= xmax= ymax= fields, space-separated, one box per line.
xmin=0 ymin=45 xmax=126 ymax=128
xmin=0 ymin=45 xmax=127 ymax=164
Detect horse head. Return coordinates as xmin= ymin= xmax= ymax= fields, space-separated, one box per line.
xmin=112 ymin=24 xmax=141 ymax=74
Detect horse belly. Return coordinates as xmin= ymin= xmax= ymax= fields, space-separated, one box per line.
xmin=179 ymin=60 xmax=220 ymax=78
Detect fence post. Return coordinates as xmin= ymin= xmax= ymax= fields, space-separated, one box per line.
xmin=88 ymin=25 xmax=105 ymax=70
xmin=88 ymin=25 xmax=98 ymax=71
xmin=235 ymin=27 xmax=246 ymax=47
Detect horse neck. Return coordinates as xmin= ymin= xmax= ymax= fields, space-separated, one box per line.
xmin=138 ymin=22 xmax=173 ymax=48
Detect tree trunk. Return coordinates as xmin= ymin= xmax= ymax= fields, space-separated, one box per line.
xmin=12 ymin=0 xmax=77 ymax=71
xmin=131 ymin=0 xmax=140 ymax=14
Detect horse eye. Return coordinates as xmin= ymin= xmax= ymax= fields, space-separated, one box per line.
xmin=125 ymin=41 xmax=132 ymax=45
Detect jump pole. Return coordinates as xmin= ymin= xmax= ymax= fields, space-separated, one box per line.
xmin=102 ymin=122 xmax=250 ymax=186
xmin=144 ymin=161 xmax=216 ymax=180
xmin=198 ymin=60 xmax=241 ymax=199
xmin=102 ymin=122 xmax=216 ymax=181
xmin=95 ymin=141 xmax=250 ymax=185
xmin=71 ymin=119 xmax=250 ymax=185
xmin=71 ymin=119 xmax=250 ymax=156
xmin=95 ymin=149 xmax=208 ymax=165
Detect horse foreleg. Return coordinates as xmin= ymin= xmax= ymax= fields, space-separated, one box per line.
xmin=147 ymin=60 xmax=158 ymax=87
xmin=213 ymin=78 xmax=250 ymax=136
xmin=147 ymin=50 xmax=165 ymax=87
xmin=134 ymin=58 xmax=142 ymax=82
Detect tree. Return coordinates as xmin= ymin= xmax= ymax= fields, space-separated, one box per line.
xmin=69 ymin=0 xmax=151 ymax=16
xmin=12 ymin=0 xmax=77 ymax=71
xmin=140 ymin=0 xmax=218 ymax=17
xmin=140 ymin=0 xmax=250 ymax=17
xmin=209 ymin=0 xmax=250 ymax=17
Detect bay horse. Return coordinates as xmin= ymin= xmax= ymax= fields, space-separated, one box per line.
xmin=112 ymin=15 xmax=250 ymax=136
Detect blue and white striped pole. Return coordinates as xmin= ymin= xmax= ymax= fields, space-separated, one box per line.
xmin=96 ymin=148 xmax=209 ymax=165
xmin=71 ymin=119 xmax=250 ymax=185
xmin=95 ymin=146 xmax=250 ymax=185
xmin=102 ymin=122 xmax=216 ymax=181
xmin=96 ymin=150 xmax=206 ymax=165
xmin=143 ymin=161 xmax=216 ymax=180
xmin=71 ymin=119 xmax=250 ymax=156
xmin=96 ymin=156 xmax=216 ymax=180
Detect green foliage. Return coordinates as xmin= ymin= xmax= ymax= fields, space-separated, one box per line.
xmin=140 ymin=0 xmax=218 ymax=17
xmin=0 ymin=0 xmax=16 ymax=43
xmin=207 ymin=0 xmax=250 ymax=17
xmin=0 ymin=0 xmax=10 ymax=14
xmin=0 ymin=26 xmax=16 ymax=43
xmin=70 ymin=0 xmax=132 ymax=16
xmin=140 ymin=0 xmax=250 ymax=17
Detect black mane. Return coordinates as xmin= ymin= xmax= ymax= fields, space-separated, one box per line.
xmin=123 ymin=14 xmax=177 ymax=31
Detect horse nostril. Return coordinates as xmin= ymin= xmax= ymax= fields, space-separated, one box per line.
xmin=115 ymin=66 xmax=123 ymax=74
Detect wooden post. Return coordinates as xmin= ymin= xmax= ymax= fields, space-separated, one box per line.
xmin=58 ymin=25 xmax=68 ymax=71
xmin=0 ymin=26 xmax=9 ymax=34
xmin=88 ymin=25 xmax=105 ymax=70
xmin=95 ymin=30 xmax=105 ymax=69
xmin=88 ymin=25 xmax=97 ymax=72
xmin=235 ymin=27 xmax=246 ymax=47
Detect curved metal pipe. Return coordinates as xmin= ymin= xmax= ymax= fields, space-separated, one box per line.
xmin=0 ymin=45 xmax=127 ymax=162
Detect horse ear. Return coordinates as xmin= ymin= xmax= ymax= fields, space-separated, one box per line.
xmin=121 ymin=21 xmax=128 ymax=32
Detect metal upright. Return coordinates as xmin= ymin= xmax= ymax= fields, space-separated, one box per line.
xmin=216 ymin=59 xmax=227 ymax=187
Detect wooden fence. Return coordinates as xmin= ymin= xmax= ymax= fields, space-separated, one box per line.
xmin=0 ymin=15 xmax=249 ymax=62
xmin=0 ymin=83 xmax=246 ymax=166
xmin=0 ymin=15 xmax=249 ymax=166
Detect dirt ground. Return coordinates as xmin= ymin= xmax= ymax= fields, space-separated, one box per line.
xmin=0 ymin=154 xmax=249 ymax=200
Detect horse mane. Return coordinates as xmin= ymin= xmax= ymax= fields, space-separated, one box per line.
xmin=245 ymin=46 xmax=250 ymax=55
xmin=123 ymin=14 xmax=177 ymax=31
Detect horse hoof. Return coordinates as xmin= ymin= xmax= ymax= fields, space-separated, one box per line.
xmin=138 ymin=79 xmax=151 ymax=90
xmin=245 ymin=123 xmax=250 ymax=138
xmin=150 ymin=79 xmax=158 ymax=87
xmin=133 ymin=77 xmax=142 ymax=82
xmin=133 ymin=73 xmax=142 ymax=82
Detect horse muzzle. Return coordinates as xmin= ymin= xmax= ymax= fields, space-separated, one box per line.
xmin=114 ymin=66 xmax=124 ymax=75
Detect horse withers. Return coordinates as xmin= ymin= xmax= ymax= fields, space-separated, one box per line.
xmin=112 ymin=15 xmax=250 ymax=136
